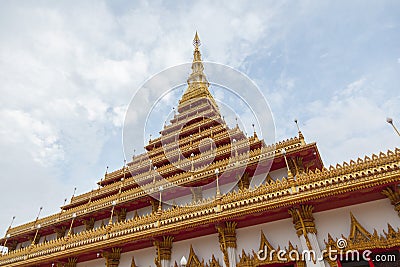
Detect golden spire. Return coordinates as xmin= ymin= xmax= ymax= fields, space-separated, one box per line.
xmin=193 ymin=31 xmax=201 ymax=51
xmin=187 ymin=31 xmax=208 ymax=85
xmin=179 ymin=32 xmax=217 ymax=110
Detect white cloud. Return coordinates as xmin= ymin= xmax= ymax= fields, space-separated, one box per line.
xmin=0 ymin=1 xmax=399 ymax=233
xmin=303 ymin=78 xmax=399 ymax=166
xmin=0 ymin=109 xmax=64 ymax=166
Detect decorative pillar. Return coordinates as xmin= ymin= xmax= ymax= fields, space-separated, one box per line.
xmin=288 ymin=157 xmax=305 ymax=176
xmin=154 ymin=236 xmax=174 ymax=267
xmin=82 ymin=218 xmax=95 ymax=231
xmin=116 ymin=208 xmax=127 ymax=222
xmin=65 ymin=258 xmax=78 ymax=267
xmin=56 ymin=258 xmax=78 ymax=267
xmin=216 ymin=221 xmax=237 ymax=267
xmin=54 ymin=226 xmax=67 ymax=239
xmin=150 ymin=199 xmax=160 ymax=213
xmin=382 ymin=186 xmax=400 ymax=217
xmin=238 ymin=173 xmax=251 ymax=190
xmin=102 ymin=247 xmax=122 ymax=267
xmin=288 ymin=205 xmax=325 ymax=267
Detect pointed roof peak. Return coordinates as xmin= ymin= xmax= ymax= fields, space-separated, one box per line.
xmin=193 ymin=31 xmax=201 ymax=50
xmin=178 ymin=32 xmax=217 ymax=111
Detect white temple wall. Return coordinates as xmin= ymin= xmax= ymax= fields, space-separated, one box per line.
xmin=76 ymin=257 xmax=104 ymax=267
xmin=71 ymin=198 xmax=400 ymax=267
xmin=121 ymin=246 xmax=155 ymax=267
xmin=171 ymin=233 xmax=220 ymax=265
xmin=236 ymin=217 xmax=301 ymax=255
xmin=313 ymin=198 xmax=400 ymax=245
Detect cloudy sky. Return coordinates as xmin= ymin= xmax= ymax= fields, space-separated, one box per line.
xmin=0 ymin=1 xmax=399 ymax=232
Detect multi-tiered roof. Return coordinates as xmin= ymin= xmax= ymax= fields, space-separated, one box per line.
xmin=1 ymin=33 xmax=372 ymax=267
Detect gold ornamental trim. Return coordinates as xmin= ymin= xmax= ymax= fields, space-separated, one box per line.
xmin=288 ymin=205 xmax=316 ymax=237
xmin=237 ymin=230 xmax=303 ymax=267
xmin=5 ymin=136 xmax=305 ymax=239
xmin=0 ymin=149 xmax=399 ymax=266
xmin=154 ymin=236 xmax=174 ymax=264
xmin=324 ymin=214 xmax=400 ymax=260
xmin=382 ymin=186 xmax=400 ymax=217
xmin=216 ymin=221 xmax=237 ymax=267
xmin=102 ymin=247 xmax=122 ymax=267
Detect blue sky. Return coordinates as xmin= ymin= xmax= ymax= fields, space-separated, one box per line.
xmin=0 ymin=1 xmax=399 ymax=232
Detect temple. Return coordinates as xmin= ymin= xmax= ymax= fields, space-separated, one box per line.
xmin=0 ymin=33 xmax=399 ymax=267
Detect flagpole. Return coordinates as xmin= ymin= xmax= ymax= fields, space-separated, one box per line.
xmin=1 ymin=216 xmax=15 ymax=254
xmin=31 ymin=207 xmax=43 ymax=246
xmin=67 ymin=213 xmax=77 ymax=237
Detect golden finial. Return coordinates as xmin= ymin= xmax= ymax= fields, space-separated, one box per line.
xmin=193 ymin=31 xmax=201 ymax=49
xmin=179 ymin=31 xmax=217 ymax=109
xmin=294 ymin=118 xmax=305 ymax=144
xmin=71 ymin=187 xmax=77 ymax=201
xmin=252 ymin=123 xmax=258 ymax=138
xmin=192 ymin=31 xmax=203 ymax=63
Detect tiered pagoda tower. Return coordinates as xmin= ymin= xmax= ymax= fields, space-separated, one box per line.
xmin=0 ymin=33 xmax=399 ymax=267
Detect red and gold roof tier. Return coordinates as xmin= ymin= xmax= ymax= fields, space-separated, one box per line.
xmin=0 ymin=148 xmax=398 ymax=266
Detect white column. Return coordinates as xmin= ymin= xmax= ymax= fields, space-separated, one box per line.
xmin=289 ymin=206 xmax=326 ymax=267
xmin=227 ymin=247 xmax=236 ymax=267
xmin=160 ymin=259 xmax=170 ymax=267
xmin=217 ymin=222 xmax=237 ymax=267
xmin=298 ymin=233 xmax=326 ymax=267
xmin=221 ymin=252 xmax=227 ymax=267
